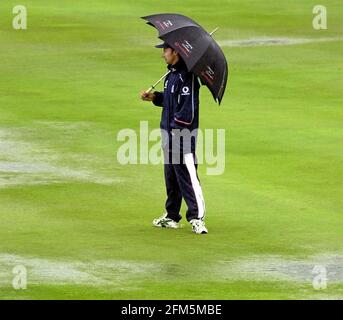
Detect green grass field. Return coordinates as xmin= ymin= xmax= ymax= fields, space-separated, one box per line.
xmin=0 ymin=0 xmax=342 ymax=299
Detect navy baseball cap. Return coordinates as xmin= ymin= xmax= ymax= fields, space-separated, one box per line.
xmin=155 ymin=42 xmax=172 ymax=49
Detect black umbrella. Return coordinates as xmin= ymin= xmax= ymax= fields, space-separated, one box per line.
xmin=141 ymin=13 xmax=228 ymax=105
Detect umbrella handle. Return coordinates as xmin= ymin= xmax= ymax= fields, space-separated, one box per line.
xmin=145 ymin=70 xmax=171 ymax=93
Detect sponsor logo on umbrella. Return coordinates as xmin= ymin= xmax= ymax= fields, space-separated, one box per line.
xmin=155 ymin=20 xmax=173 ymax=30
xmin=201 ymin=66 xmax=215 ymax=85
xmin=174 ymin=40 xmax=193 ymax=58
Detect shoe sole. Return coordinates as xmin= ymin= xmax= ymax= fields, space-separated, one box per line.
xmin=153 ymin=224 xmax=178 ymax=229
xmin=153 ymin=222 xmax=181 ymax=229
xmin=192 ymin=228 xmax=208 ymax=234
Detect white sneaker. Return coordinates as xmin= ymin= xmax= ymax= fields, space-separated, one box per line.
xmin=190 ymin=219 xmax=208 ymax=234
xmin=153 ymin=213 xmax=181 ymax=229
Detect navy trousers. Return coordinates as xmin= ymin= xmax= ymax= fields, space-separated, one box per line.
xmin=163 ymin=149 xmax=206 ymax=222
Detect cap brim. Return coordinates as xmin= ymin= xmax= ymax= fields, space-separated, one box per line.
xmin=154 ymin=43 xmax=165 ymax=48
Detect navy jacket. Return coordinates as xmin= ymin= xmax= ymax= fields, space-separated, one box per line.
xmin=153 ymin=59 xmax=200 ymax=153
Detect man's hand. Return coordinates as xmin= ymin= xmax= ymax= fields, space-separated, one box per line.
xmin=140 ymin=91 xmax=155 ymax=102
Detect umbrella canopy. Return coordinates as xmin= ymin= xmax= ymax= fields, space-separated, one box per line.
xmin=141 ymin=13 xmax=228 ymax=105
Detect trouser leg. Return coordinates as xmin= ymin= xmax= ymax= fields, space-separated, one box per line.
xmin=163 ymin=150 xmax=182 ymax=222
xmin=173 ymin=152 xmax=206 ymax=222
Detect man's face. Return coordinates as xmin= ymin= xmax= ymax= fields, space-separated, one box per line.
xmin=162 ymin=47 xmax=178 ymax=65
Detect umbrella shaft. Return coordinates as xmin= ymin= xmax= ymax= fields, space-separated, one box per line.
xmin=210 ymin=27 xmax=219 ymax=36
xmin=145 ymin=70 xmax=171 ymax=93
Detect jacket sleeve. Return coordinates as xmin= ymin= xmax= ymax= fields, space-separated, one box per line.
xmin=152 ymin=91 xmax=164 ymax=107
xmin=174 ymin=73 xmax=199 ymax=127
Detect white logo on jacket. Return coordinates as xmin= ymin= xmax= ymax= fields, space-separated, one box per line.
xmin=181 ymin=86 xmax=190 ymax=95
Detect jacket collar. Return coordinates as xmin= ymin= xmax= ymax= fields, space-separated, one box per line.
xmin=167 ymin=58 xmax=187 ymax=73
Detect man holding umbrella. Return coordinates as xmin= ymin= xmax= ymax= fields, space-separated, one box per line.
xmin=140 ymin=41 xmax=208 ymax=234
xmin=139 ymin=13 xmax=228 ymax=234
